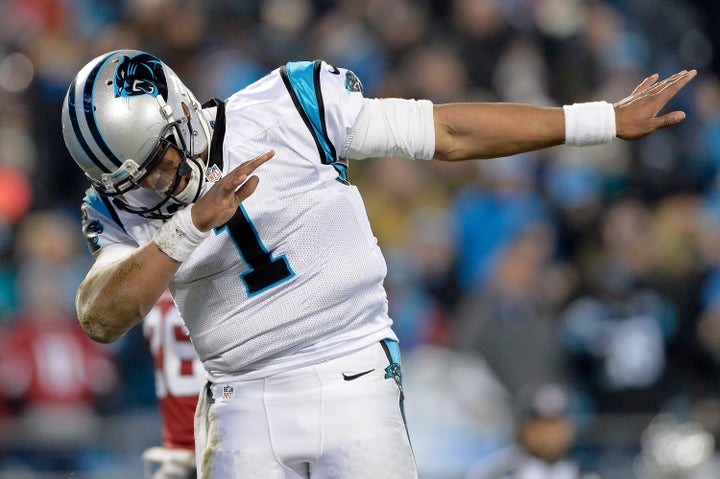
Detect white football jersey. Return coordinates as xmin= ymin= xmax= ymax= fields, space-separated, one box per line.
xmin=81 ymin=61 xmax=397 ymax=382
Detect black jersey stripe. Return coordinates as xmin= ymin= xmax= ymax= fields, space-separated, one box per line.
xmin=207 ymin=99 xmax=226 ymax=172
xmin=312 ymin=60 xmax=338 ymax=162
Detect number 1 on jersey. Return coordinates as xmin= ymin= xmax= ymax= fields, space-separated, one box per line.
xmin=217 ymin=205 xmax=294 ymax=295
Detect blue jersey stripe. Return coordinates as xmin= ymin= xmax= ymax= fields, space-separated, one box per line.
xmin=283 ymin=61 xmax=335 ymax=165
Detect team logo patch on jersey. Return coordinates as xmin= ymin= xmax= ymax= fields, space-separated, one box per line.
xmin=205 ymin=164 xmax=222 ymax=183
xmin=222 ymin=385 xmax=234 ymax=399
xmin=345 ymin=71 xmax=363 ymax=93
xmin=82 ymin=218 xmax=104 ymax=253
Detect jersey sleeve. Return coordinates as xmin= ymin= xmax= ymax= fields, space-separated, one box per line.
xmin=311 ymin=62 xmax=436 ymax=161
xmin=280 ymin=60 xmax=365 ymax=164
xmin=316 ymin=61 xmax=366 ymax=159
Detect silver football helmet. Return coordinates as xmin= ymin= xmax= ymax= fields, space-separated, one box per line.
xmin=61 ymin=50 xmax=212 ymax=219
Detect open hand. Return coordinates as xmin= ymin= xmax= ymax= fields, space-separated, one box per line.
xmin=614 ymin=69 xmax=697 ymax=141
xmin=191 ymin=150 xmax=275 ymax=231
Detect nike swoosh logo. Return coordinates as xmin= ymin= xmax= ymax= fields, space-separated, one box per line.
xmin=342 ymin=369 xmax=375 ymax=381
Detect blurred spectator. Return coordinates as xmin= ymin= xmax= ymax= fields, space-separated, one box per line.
xmin=364 ymin=0 xmax=430 ymax=62
xmin=383 ymin=206 xmax=457 ymax=349
xmin=0 ymin=165 xmax=33 ymax=317
xmin=649 ymin=195 xmax=713 ymax=403
xmin=309 ymin=5 xmax=389 ymax=95
xmin=399 ymin=40 xmax=470 ymax=102
xmin=492 ymin=36 xmax=553 ymax=105
xmin=449 ymin=0 xmax=514 ymax=93
xmin=466 ymin=383 xmax=602 ymax=479
xmin=0 ymin=166 xmax=32 ymax=227
xmin=453 ymin=222 xmax=575 ymax=399
xmin=0 ymin=210 xmax=122 ymax=473
xmin=449 ymin=154 xmax=551 ymax=293
xmin=558 ymin=199 xmax=683 ymax=420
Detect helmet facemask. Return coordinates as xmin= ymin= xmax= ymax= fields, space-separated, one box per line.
xmin=110 ymin=115 xmax=207 ymax=220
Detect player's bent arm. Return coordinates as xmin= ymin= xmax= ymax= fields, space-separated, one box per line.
xmin=76 ymin=152 xmax=273 ymax=343
xmin=77 ymin=241 xmax=181 ymax=343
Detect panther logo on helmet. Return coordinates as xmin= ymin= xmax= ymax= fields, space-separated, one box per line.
xmin=114 ymin=53 xmax=168 ymax=100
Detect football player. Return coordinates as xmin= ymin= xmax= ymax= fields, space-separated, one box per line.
xmin=61 ymin=50 xmax=694 ymax=478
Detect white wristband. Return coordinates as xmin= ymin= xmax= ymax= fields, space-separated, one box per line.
xmin=563 ymin=101 xmax=616 ymax=147
xmin=153 ymin=205 xmax=211 ymax=262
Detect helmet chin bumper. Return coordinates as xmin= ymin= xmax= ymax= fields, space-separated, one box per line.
xmin=172 ymin=157 xmax=205 ymax=205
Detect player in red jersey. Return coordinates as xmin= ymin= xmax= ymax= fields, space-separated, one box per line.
xmin=142 ymin=289 xmax=205 ymax=479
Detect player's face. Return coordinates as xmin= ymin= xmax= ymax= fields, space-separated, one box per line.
xmin=140 ymin=146 xmax=189 ymax=197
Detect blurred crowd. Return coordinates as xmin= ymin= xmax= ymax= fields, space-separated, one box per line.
xmin=2 ymin=0 xmax=720 ymax=478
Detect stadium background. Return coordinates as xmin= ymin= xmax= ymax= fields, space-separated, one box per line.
xmin=1 ymin=0 xmax=720 ymax=477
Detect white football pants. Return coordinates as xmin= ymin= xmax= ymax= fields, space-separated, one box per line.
xmin=195 ymin=340 xmax=417 ymax=478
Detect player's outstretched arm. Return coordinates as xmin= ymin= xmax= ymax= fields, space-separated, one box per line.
xmin=432 ymin=69 xmax=696 ymax=162
xmin=76 ymin=151 xmax=274 ymax=344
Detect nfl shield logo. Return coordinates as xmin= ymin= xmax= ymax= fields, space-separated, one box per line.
xmin=222 ymin=385 xmax=234 ymax=399
xmin=205 ymin=164 xmax=222 ymax=183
